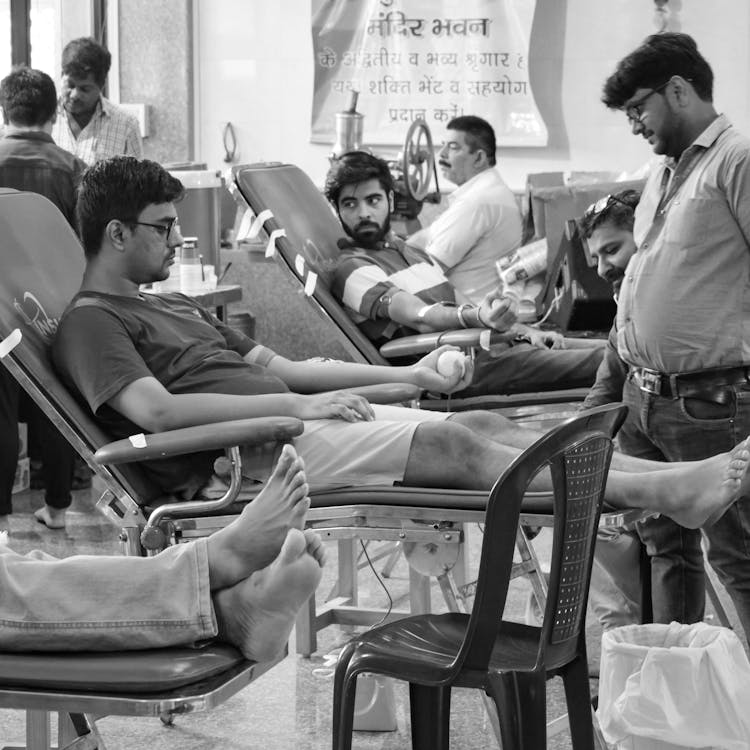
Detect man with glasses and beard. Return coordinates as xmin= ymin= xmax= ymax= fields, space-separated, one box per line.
xmin=601 ymin=32 xmax=750 ymax=640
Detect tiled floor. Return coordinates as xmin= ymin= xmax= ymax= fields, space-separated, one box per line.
xmin=0 ymin=484 xmax=746 ymax=750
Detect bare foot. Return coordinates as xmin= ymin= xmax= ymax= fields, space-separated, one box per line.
xmin=213 ymin=528 xmax=325 ymax=661
xmin=655 ymin=438 xmax=750 ymax=528
xmin=34 ymin=506 xmax=66 ymax=529
xmin=206 ymin=444 xmax=310 ymax=590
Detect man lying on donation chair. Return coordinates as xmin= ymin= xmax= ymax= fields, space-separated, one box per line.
xmin=325 ymin=151 xmax=604 ymax=396
xmin=0 ymin=445 xmax=324 ymax=657
xmin=51 ymin=157 xmax=750 ymax=549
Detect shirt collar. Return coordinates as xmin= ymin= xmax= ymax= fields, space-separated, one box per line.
xmin=448 ymin=166 xmax=497 ymax=202
xmin=3 ymin=130 xmax=54 ymax=144
xmin=664 ymin=113 xmax=731 ymax=169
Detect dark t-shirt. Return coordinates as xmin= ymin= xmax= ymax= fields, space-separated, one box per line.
xmin=0 ymin=131 xmax=86 ymax=228
xmin=52 ymin=291 xmax=288 ymax=494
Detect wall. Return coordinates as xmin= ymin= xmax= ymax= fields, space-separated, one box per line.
xmin=117 ymin=0 xmax=194 ymax=164
xmin=195 ymin=0 xmax=750 ymax=191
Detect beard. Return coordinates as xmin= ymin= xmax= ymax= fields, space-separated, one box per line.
xmin=343 ymin=215 xmax=391 ymax=247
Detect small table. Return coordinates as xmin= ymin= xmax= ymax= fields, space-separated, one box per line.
xmin=184 ymin=284 xmax=243 ymax=321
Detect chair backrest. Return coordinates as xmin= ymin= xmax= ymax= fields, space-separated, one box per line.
xmin=232 ymin=163 xmax=389 ymax=365
xmin=458 ymin=403 xmax=627 ymax=672
xmin=0 ymin=190 xmax=163 ymax=503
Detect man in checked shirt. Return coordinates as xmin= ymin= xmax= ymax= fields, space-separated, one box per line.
xmin=52 ymin=37 xmax=143 ymax=166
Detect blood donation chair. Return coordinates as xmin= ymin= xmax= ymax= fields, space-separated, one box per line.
xmin=228 ymin=161 xmax=593 ymax=421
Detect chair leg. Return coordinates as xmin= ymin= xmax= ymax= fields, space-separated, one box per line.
xmin=409 ymin=683 xmax=451 ymax=750
xmin=561 ymin=655 xmax=595 ymax=750
xmin=331 ymin=644 xmax=358 ymax=750
xmin=487 ymin=672 xmax=547 ymax=750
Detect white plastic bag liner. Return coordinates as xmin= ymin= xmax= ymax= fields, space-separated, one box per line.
xmin=597 ymin=622 xmax=750 ymax=750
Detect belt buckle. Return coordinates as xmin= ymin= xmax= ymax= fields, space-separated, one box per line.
xmin=636 ymin=368 xmax=662 ymax=395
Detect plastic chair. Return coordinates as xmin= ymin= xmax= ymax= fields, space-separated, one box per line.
xmin=331 ymin=403 xmax=627 ymax=750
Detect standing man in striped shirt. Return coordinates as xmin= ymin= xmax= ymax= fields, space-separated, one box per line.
xmin=52 ymin=37 xmax=142 ymax=165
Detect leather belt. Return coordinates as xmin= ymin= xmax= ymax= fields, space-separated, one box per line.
xmin=629 ymin=365 xmax=750 ymax=401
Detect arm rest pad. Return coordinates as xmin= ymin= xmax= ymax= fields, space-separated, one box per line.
xmin=94 ymin=416 xmax=304 ymax=466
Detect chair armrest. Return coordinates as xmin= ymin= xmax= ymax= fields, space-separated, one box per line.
xmin=340 ymin=383 xmax=421 ymax=403
xmin=379 ymin=328 xmax=516 ymax=359
xmin=93 ymin=417 xmax=304 ymax=466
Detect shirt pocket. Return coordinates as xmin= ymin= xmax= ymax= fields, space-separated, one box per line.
xmin=665 ymin=197 xmax=718 ymax=251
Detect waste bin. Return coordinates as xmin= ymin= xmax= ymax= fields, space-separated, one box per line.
xmin=597 ymin=622 xmax=750 ymax=750
xmin=168 ymin=169 xmax=223 ymax=268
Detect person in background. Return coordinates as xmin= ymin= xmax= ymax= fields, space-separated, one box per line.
xmin=52 ymin=37 xmax=143 ymax=165
xmin=326 ymin=151 xmax=604 ymax=395
xmin=580 ymin=188 xmax=705 ymax=629
xmin=406 ymin=115 xmax=523 ymax=306
xmin=0 ymin=444 xmax=325 ymax=660
xmin=0 ymin=66 xmax=82 ymax=532
xmin=601 ymin=32 xmax=750 ymax=640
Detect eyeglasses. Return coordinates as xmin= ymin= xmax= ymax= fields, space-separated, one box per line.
xmin=131 ymin=217 xmax=180 ymax=243
xmin=624 ymin=79 xmax=672 ymax=125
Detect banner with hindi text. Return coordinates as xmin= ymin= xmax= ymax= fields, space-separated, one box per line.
xmin=311 ymin=0 xmax=548 ymax=148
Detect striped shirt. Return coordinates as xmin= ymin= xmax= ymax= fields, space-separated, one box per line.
xmin=332 ymin=233 xmax=455 ymax=345
xmin=52 ymin=97 xmax=143 ymax=165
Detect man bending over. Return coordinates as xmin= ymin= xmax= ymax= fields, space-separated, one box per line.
xmin=52 ymin=157 xmax=750 ymax=532
xmin=326 ymin=151 xmax=603 ymax=395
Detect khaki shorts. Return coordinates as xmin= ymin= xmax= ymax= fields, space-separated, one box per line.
xmin=201 ymin=404 xmax=452 ymax=496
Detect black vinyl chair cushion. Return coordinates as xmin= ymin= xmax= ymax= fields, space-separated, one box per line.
xmin=0 ymin=643 xmax=246 ymax=693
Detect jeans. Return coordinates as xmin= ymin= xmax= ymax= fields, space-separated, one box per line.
xmin=589 ymin=525 xmax=643 ymax=630
xmin=621 ymin=378 xmax=750 ymax=638
xmin=0 ymin=538 xmax=216 ymax=651
xmin=0 ymin=366 xmax=75 ymax=515
xmin=462 ymin=338 xmax=604 ymax=396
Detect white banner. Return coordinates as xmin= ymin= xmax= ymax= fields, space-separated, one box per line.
xmin=311 ymin=0 xmax=548 ymax=147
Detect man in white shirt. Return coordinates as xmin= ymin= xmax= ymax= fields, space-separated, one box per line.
xmin=52 ymin=37 xmax=143 ymax=165
xmin=407 ymin=115 xmax=523 ymax=305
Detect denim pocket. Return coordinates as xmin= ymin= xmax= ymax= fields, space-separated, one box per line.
xmin=681 ymin=394 xmax=736 ymax=421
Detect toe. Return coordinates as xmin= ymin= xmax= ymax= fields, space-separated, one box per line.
xmin=278 ymin=528 xmax=307 ymax=562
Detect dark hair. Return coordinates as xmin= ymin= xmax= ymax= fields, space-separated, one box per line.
xmin=61 ymin=37 xmax=111 ymax=87
xmin=324 ymin=151 xmax=394 ymax=207
xmin=446 ymin=115 xmax=496 ymax=166
xmin=77 ymin=157 xmax=184 ymax=258
xmin=602 ymin=32 xmax=713 ymax=109
xmin=0 ymin=66 xmax=57 ymax=127
xmin=579 ymin=189 xmax=641 ymax=239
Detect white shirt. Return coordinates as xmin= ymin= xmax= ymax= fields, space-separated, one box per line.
xmin=408 ymin=167 xmax=522 ymax=304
